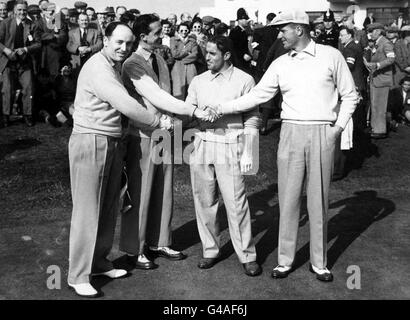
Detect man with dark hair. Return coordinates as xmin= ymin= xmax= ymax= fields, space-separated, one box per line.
xmin=119 ymin=14 xmax=213 ymax=270
xmin=0 ymin=0 xmax=41 ymax=127
xmin=388 ymin=75 xmax=410 ymax=126
xmin=66 ymin=12 xmax=103 ymax=75
xmin=85 ymin=6 xmax=95 ymax=21
xmin=115 ymin=5 xmax=126 ymax=22
xmin=67 ymin=21 xmax=174 ymax=298
xmin=212 ymin=9 xmax=358 ymax=282
xmin=229 ymin=7 xmax=252 ymax=73
xmin=186 ymin=35 xmax=262 ymax=276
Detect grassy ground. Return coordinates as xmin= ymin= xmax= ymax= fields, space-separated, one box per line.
xmin=0 ymin=119 xmax=409 ymax=300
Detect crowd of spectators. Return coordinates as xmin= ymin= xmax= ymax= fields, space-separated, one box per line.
xmin=0 ymin=0 xmax=409 ymax=139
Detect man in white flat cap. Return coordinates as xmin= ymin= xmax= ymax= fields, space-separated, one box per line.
xmin=211 ymin=9 xmax=358 ymax=282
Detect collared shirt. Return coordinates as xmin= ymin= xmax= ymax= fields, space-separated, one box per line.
xmin=73 ymin=51 xmax=159 ymax=137
xmin=136 ymin=45 xmax=155 ymax=69
xmin=221 ymin=40 xmax=358 ymax=129
xmin=162 ymin=35 xmax=171 ymax=48
xmin=186 ymin=65 xmax=260 ymax=143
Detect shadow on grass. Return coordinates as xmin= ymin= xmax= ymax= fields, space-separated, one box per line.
xmin=0 ymin=138 xmax=41 ymax=160
xmin=292 ymin=190 xmax=395 ymax=270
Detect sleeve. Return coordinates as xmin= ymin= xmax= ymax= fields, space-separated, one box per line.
xmin=90 ymin=30 xmax=103 ymax=53
xmin=333 ymin=51 xmax=358 ymax=129
xmin=182 ymin=39 xmax=199 ymax=64
xmin=242 ymin=77 xmax=261 ymax=133
xmin=91 ymin=64 xmax=160 ymax=128
xmin=221 ymin=60 xmax=280 ymax=114
xmin=26 ymin=22 xmax=42 ymax=53
xmin=66 ymin=30 xmax=79 ymax=54
xmin=394 ymin=42 xmax=408 ymax=70
xmin=185 ymin=76 xmax=198 ymax=108
xmin=123 ymin=59 xmax=196 ymax=117
xmin=170 ymin=38 xmax=188 ymax=60
xmin=344 ymin=46 xmax=356 ymax=71
xmin=0 ymin=20 xmax=7 ymax=52
xmin=378 ymin=41 xmax=395 ymax=70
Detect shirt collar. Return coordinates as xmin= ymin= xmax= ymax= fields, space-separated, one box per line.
xmin=289 ymin=40 xmax=316 ymax=58
xmin=209 ymin=64 xmax=234 ymax=81
xmin=136 ymin=45 xmax=153 ymax=61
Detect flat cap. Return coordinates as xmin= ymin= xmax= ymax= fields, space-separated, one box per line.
xmin=386 ymin=26 xmax=399 ymax=33
xmin=270 ymin=9 xmax=309 ymax=26
xmin=27 ymin=4 xmax=41 ymax=14
xmin=202 ymin=15 xmax=215 ymax=24
xmin=74 ymin=1 xmax=87 ymax=9
xmin=367 ymin=22 xmax=385 ymax=32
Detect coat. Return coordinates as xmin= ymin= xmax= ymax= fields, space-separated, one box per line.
xmin=341 ymin=40 xmax=366 ymax=91
xmin=229 ymin=25 xmax=251 ymax=72
xmin=370 ymin=36 xmax=395 ymax=88
xmin=170 ymin=35 xmax=198 ymax=100
xmin=37 ymin=17 xmax=68 ymax=76
xmin=393 ymin=39 xmax=410 ymax=86
xmin=66 ymin=27 xmax=103 ymax=70
xmin=0 ymin=17 xmax=41 ymax=73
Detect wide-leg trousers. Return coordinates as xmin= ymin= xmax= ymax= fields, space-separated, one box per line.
xmin=277 ymin=123 xmax=335 ymax=269
xmin=190 ymin=137 xmax=257 ymax=263
xmin=68 ymin=133 xmax=123 ymax=284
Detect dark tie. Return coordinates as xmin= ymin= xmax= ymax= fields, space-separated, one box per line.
xmin=150 ymin=53 xmax=159 ymax=80
xmin=81 ymin=29 xmax=87 ymax=45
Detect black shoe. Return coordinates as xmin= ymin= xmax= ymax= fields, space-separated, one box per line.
xmin=370 ymin=132 xmax=387 ymax=139
xmin=2 ymin=115 xmax=10 ymax=127
xmin=271 ymin=265 xmax=292 ymax=278
xmin=148 ymin=247 xmax=187 ymax=261
xmin=24 ymin=115 xmax=34 ymax=127
xmin=309 ymin=264 xmax=333 ymax=282
xmin=127 ymin=255 xmax=158 ymax=270
xmin=242 ymin=261 xmax=262 ymax=277
xmin=198 ymin=257 xmax=219 ymax=269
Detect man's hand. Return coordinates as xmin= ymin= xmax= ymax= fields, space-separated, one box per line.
xmin=240 ymin=152 xmax=253 ymax=174
xmin=329 ymin=124 xmax=343 ymax=141
xmin=78 ymin=46 xmax=90 ymax=56
xmin=194 ymin=107 xmax=219 ymax=122
xmin=243 ymin=54 xmax=252 ymax=62
xmin=3 ymin=47 xmax=16 ymax=61
xmin=159 ymin=114 xmax=173 ymax=130
xmin=363 ymin=57 xmax=377 ymax=73
xmin=15 ymin=47 xmax=27 ymax=56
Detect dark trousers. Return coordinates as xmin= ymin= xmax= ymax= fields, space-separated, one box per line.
xmin=2 ymin=66 xmax=33 ymax=116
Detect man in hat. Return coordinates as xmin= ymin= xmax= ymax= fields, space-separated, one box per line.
xmin=0 ymin=0 xmax=42 ymax=127
xmin=202 ymin=15 xmax=215 ymax=38
xmin=364 ymin=23 xmax=395 ymax=139
xmin=392 ymin=25 xmax=410 ymax=87
xmin=229 ymin=7 xmax=252 ymax=73
xmin=211 ymin=9 xmax=358 ymax=282
xmin=74 ymin=1 xmax=87 ymax=14
xmin=67 ymin=8 xmax=78 ymax=30
xmin=106 ymin=6 xmax=115 ymax=23
xmin=386 ymin=26 xmax=399 ymax=44
xmin=27 ymin=4 xmax=41 ymax=21
xmin=66 ymin=12 xmax=103 ymax=76
xmin=316 ymin=9 xmax=339 ymax=49
xmin=94 ymin=7 xmax=108 ymax=35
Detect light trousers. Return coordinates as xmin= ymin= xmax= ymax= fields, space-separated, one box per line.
xmin=370 ymin=85 xmax=390 ymax=134
xmin=190 ymin=137 xmax=257 ymax=263
xmin=68 ymin=133 xmax=123 ymax=284
xmin=277 ymin=123 xmax=335 ymax=269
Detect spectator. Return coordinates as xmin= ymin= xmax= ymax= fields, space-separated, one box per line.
xmin=214 ymin=22 xmax=229 ymax=37
xmin=95 ymin=7 xmax=108 ymax=35
xmin=54 ymin=65 xmax=76 ymax=126
xmin=106 ymin=6 xmax=115 ymax=23
xmin=74 ymin=1 xmax=87 ymax=14
xmin=115 ymin=6 xmax=126 ymax=22
xmin=85 ymin=7 xmax=95 ymax=22
xmin=0 ymin=0 xmax=41 ymax=127
xmin=229 ymin=8 xmax=252 ymax=73
xmin=167 ymin=13 xmax=177 ymax=36
xmin=342 ymin=15 xmax=368 ymax=49
xmin=38 ymin=0 xmax=48 ymax=18
xmin=170 ymin=22 xmax=198 ymax=100
xmin=386 ymin=26 xmax=399 ymax=44
xmin=316 ymin=9 xmax=339 ymax=49
xmin=119 ymin=11 xmax=135 ymax=29
xmin=191 ymin=17 xmax=207 ymax=74
xmin=363 ymin=12 xmax=375 ymax=30
xmin=66 ymin=12 xmax=103 ymax=76
xmin=393 ymin=25 xmax=410 ymax=87
xmin=67 ymin=8 xmax=78 ymax=30
xmin=387 ymin=76 xmax=410 ymax=128
xmin=202 ymin=15 xmax=215 ymax=38
xmin=180 ymin=12 xmax=192 ymax=23
xmin=392 ymin=11 xmax=407 ymax=30
xmin=160 ymin=19 xmax=172 ymax=48
xmin=364 ymin=23 xmax=396 ymax=139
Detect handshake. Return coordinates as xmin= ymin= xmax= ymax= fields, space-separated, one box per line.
xmin=193 ymin=105 xmax=222 ymax=123
xmin=158 ymin=105 xmax=223 ymax=131
xmin=3 ymin=47 xmax=27 ymax=61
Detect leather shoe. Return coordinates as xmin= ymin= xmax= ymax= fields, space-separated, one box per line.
xmin=24 ymin=115 xmax=34 ymax=127
xmin=271 ymin=265 xmax=292 ymax=278
xmin=127 ymin=254 xmax=158 ymax=270
xmin=309 ymin=264 xmax=333 ymax=282
xmin=148 ymin=246 xmax=187 ymax=261
xmin=93 ymin=268 xmax=128 ymax=279
xmin=370 ymin=132 xmax=387 ymax=139
xmin=198 ymin=257 xmax=219 ymax=269
xmin=68 ymin=282 xmax=100 ymax=298
xmin=242 ymin=261 xmax=262 ymax=277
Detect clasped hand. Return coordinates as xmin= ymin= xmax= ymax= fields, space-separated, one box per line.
xmin=193 ymin=105 xmax=222 ymax=123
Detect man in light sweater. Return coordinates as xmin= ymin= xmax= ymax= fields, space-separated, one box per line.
xmin=67 ymin=22 xmax=173 ymax=298
xmin=211 ymin=9 xmax=358 ymax=282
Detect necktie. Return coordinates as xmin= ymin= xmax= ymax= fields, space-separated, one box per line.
xmin=150 ymin=53 xmax=160 ymax=79
xmin=81 ymin=29 xmax=87 ymax=45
